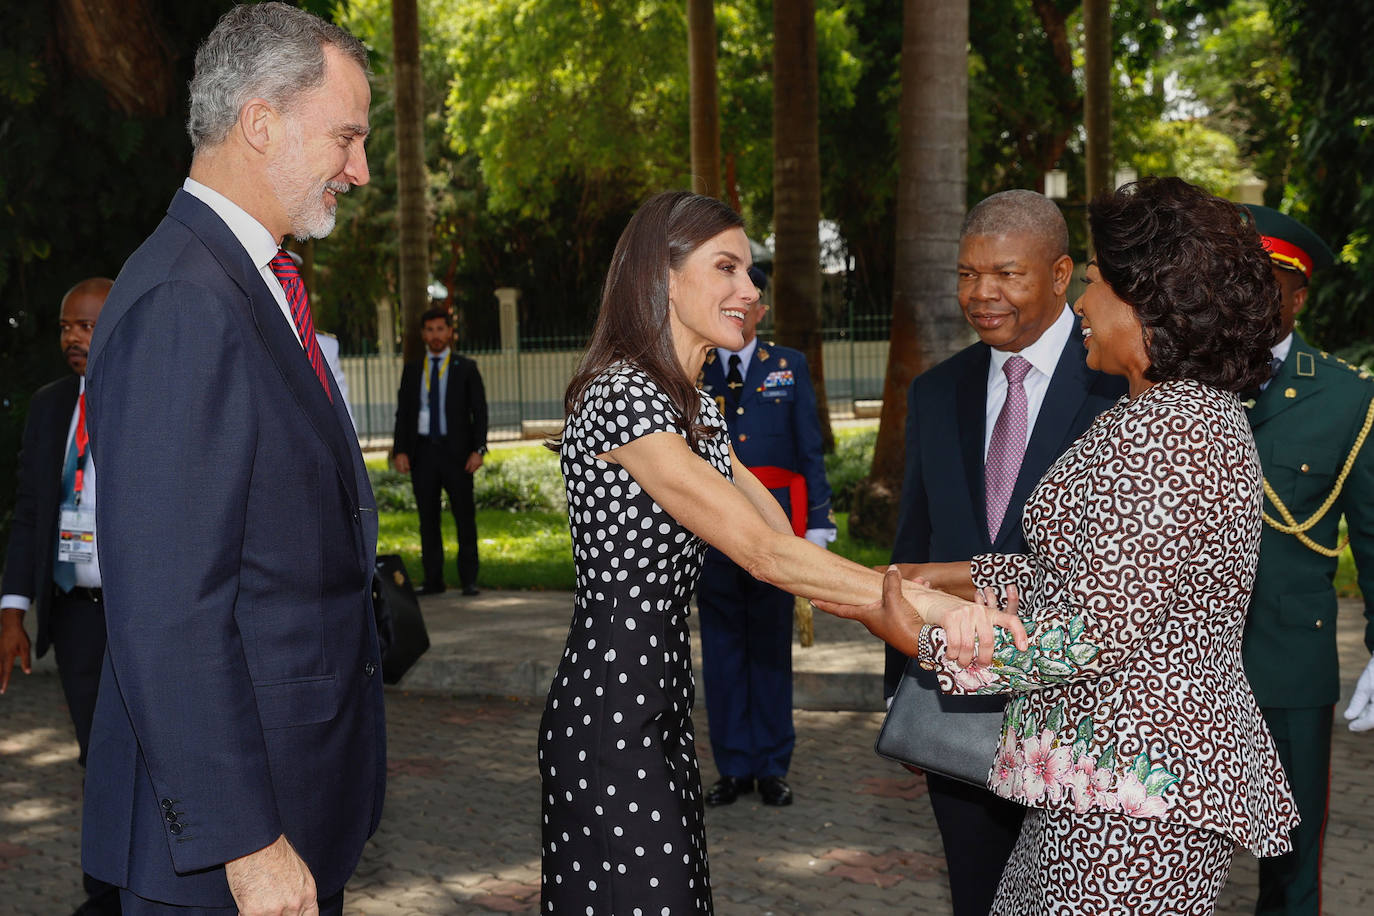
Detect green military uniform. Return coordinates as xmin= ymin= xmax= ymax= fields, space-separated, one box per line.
xmin=1242 ymin=204 xmax=1374 ymax=911
xmin=1242 ymin=207 xmax=1374 ymax=916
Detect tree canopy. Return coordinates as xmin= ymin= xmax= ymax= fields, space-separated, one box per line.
xmin=5 ymin=0 xmax=1374 ymax=536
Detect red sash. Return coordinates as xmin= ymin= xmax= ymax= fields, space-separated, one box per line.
xmin=749 ymin=465 xmax=807 ymax=536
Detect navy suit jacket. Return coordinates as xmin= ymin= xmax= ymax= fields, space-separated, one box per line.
xmin=82 ymin=190 xmax=385 ymax=906
xmin=393 ymin=351 xmax=489 ymax=463
xmin=883 ymin=320 xmax=1125 ymax=695
xmin=1 ymin=373 xmax=79 ymax=658
xmin=698 ymin=343 xmax=833 ymax=531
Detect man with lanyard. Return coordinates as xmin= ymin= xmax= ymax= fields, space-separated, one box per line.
xmin=1241 ymin=204 xmax=1374 ymax=916
xmin=1 ymin=277 xmax=120 ymax=915
xmin=393 ymin=307 xmax=489 ymax=596
xmin=696 ymin=265 xmax=836 ymax=808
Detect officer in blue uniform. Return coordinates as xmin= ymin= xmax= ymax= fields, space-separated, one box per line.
xmin=696 ymin=265 xmax=835 ymax=808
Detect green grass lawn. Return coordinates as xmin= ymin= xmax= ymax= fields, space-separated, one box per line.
xmin=378 ymin=507 xmax=886 ymax=591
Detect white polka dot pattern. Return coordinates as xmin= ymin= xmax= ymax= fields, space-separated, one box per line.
xmin=539 ymin=364 xmax=730 ymax=914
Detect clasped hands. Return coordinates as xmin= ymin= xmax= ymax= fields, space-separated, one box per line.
xmin=812 ymin=566 xmax=1027 ymax=668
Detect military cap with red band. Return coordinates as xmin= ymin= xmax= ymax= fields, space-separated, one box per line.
xmin=1242 ymin=204 xmax=1335 ymax=279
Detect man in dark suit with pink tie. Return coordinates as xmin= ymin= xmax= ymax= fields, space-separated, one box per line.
xmin=885 ymin=190 xmax=1125 ymax=915
xmin=82 ymin=4 xmax=384 ymax=913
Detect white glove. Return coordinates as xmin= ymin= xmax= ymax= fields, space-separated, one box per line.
xmin=1344 ymin=656 xmax=1374 ymax=732
xmin=804 ymin=528 xmax=837 ymax=549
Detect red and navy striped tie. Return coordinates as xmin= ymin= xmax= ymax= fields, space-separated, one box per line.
xmin=268 ymin=250 xmax=333 ymax=402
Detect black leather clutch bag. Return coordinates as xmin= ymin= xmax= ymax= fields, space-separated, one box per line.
xmin=874 ymin=657 xmax=1006 ymax=787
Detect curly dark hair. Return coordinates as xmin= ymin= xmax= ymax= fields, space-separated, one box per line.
xmin=1088 ymin=177 xmax=1280 ymax=392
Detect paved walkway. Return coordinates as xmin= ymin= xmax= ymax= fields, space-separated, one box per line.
xmin=2 ymin=592 xmax=1371 ymax=914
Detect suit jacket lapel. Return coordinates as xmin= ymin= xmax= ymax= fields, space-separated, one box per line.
xmin=1248 ymin=335 xmax=1327 ymax=430
xmin=956 ymin=345 xmax=992 ymax=550
xmin=996 ymin=325 xmax=1093 ymax=547
xmin=742 ymin=345 xmax=774 ymax=407
xmin=167 ymin=191 xmax=359 ymax=511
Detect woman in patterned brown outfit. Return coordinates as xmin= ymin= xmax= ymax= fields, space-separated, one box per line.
xmin=881 ymin=179 xmax=1301 ymax=914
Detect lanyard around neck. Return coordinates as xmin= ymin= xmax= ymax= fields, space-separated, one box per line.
xmin=73 ymin=391 xmax=90 ymax=503
xmin=423 ymin=352 xmax=451 ymax=392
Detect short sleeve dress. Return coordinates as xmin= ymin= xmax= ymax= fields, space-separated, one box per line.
xmin=539 ymin=364 xmax=731 ymax=915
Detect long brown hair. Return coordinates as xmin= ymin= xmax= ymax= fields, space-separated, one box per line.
xmin=561 ymin=190 xmax=745 ymax=448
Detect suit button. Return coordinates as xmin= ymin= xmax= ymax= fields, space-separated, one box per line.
xmin=364 ymin=661 xmax=377 ymax=677
xmin=165 ymin=810 xmax=178 ymax=822
xmin=160 ymin=798 xmax=174 ymax=810
xmin=169 ymin=823 xmax=182 ymax=835
xmin=1315 ymin=619 xmax=1324 ymax=629
xmin=1301 ymin=463 xmax=1310 ymax=473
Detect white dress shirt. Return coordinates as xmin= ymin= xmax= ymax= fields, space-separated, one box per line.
xmin=418 ymin=347 xmax=452 ymax=438
xmin=183 ymin=178 xmax=304 ymax=350
xmin=715 ymin=334 xmax=761 ymax=377
xmin=984 ymin=305 xmax=1076 ymax=461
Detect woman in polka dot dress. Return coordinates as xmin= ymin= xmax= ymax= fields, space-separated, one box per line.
xmin=538 ymin=191 xmax=1028 ymax=915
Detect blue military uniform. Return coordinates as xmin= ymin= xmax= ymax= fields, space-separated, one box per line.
xmin=696 ymin=340 xmax=833 ymax=785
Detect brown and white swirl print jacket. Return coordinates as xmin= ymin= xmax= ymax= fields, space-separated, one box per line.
xmin=922 ymin=379 xmax=1299 ymax=856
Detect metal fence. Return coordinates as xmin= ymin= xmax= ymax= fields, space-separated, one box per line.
xmin=342 ymin=319 xmax=891 ymax=447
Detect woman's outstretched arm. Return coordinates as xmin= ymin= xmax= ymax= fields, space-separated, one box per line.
xmin=605 ymin=431 xmax=1026 ymax=665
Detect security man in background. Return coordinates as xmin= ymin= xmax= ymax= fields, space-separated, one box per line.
xmin=393 ymin=307 xmax=489 ymax=596
xmin=1241 ymin=205 xmax=1374 ymax=916
xmin=1 ymin=277 xmax=120 ymax=915
xmin=696 ymin=265 xmax=835 ymax=808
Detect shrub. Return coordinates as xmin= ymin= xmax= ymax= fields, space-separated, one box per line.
xmin=371 ymin=468 xmax=417 ymax=512
xmin=475 ymin=448 xmax=566 ymax=512
xmin=366 ymin=446 xmax=567 ymax=514
xmin=825 ymin=426 xmax=877 ymax=513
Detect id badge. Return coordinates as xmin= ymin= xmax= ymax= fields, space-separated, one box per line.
xmin=58 ymin=507 xmax=96 ymax=564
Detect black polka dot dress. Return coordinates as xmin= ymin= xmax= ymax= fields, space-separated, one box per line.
xmin=539 ymin=365 xmax=729 ymax=915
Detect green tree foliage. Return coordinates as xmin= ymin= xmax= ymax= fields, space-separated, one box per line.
xmin=327 ymin=0 xmax=865 ymax=346
xmin=1269 ymin=0 xmax=1374 ymax=359
xmin=968 ymin=0 xmax=1079 ymax=198
xmin=0 ymin=0 xmax=234 ymax=541
xmin=1169 ymin=0 xmax=1295 ymax=203
xmin=444 ymin=1 xmax=690 ymax=219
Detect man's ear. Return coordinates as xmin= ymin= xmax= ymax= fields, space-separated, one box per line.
xmin=238 ymin=98 xmax=277 ymax=154
xmin=1051 ymin=254 xmax=1074 ymax=297
xmin=1292 ymin=284 xmax=1309 ymax=317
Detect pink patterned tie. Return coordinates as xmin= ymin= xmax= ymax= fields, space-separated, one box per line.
xmin=268 ymin=250 xmax=333 ymax=402
xmin=985 ymin=355 xmax=1031 ymax=540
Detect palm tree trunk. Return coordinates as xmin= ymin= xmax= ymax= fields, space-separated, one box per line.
xmin=1083 ymin=0 xmax=1113 ymax=201
xmin=393 ymin=0 xmax=430 ymax=363
xmin=852 ymin=0 xmax=968 ymax=543
xmin=772 ymin=0 xmax=832 ymax=449
xmin=687 ymin=0 xmax=722 ymax=199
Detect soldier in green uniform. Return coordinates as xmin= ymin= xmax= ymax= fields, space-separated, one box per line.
xmin=1241 ymin=205 xmax=1374 ymax=916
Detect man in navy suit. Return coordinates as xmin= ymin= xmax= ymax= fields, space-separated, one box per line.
xmin=392 ymin=308 xmax=489 ymax=596
xmin=884 ymin=190 xmax=1125 ymax=915
xmin=2 ymin=277 xmax=120 ymax=915
xmin=697 ymin=266 xmax=835 ymax=808
xmin=81 ymin=5 xmax=383 ymax=913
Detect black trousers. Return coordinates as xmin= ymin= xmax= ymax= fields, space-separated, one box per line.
xmin=410 ymin=437 xmax=478 ymax=589
xmin=1257 ymin=705 xmax=1332 ymax=916
xmin=50 ymin=590 xmax=119 ymax=908
xmin=49 ymin=590 xmax=108 ymax=766
xmin=927 ymin=771 xmax=1026 ymax=916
